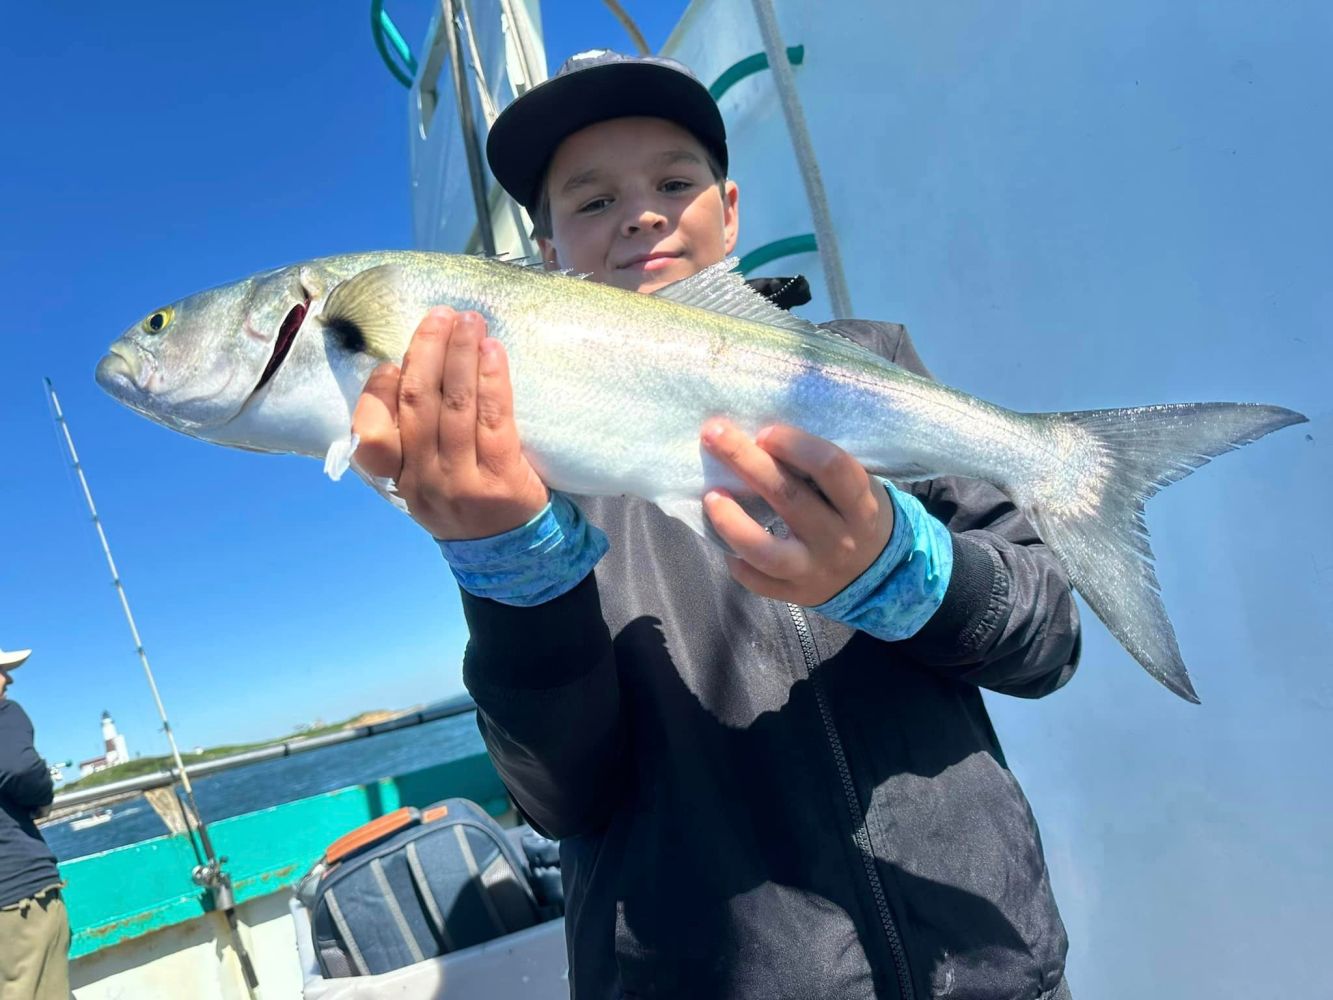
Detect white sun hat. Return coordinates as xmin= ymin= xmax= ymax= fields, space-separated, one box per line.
xmin=0 ymin=648 xmax=33 ymax=670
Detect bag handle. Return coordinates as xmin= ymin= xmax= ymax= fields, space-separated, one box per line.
xmin=324 ymin=807 xmax=419 ymax=865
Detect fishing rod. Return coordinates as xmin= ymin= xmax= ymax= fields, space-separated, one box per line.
xmin=44 ymin=378 xmax=261 ymax=995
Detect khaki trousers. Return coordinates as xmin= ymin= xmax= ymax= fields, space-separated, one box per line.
xmin=0 ymin=889 xmax=70 ymax=1000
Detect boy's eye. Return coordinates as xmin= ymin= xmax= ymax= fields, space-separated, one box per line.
xmin=661 ymin=179 xmax=694 ymax=194
xmin=578 ymin=197 xmax=612 ymax=214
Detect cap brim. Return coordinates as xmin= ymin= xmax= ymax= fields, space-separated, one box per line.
xmin=487 ymin=61 xmax=728 ymax=212
xmin=0 ymin=649 xmax=32 ymax=669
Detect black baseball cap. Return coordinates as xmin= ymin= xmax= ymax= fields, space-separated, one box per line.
xmin=486 ymin=49 xmax=729 ymax=214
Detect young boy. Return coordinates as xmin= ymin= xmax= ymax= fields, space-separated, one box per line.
xmin=354 ymin=50 xmax=1079 ymax=1000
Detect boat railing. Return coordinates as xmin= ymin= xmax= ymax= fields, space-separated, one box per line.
xmin=51 ymin=694 xmax=479 ymax=811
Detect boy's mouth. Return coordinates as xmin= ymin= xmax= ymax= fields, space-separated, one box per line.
xmin=618 ymin=251 xmax=682 ymax=271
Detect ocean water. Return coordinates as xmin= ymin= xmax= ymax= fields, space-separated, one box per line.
xmin=42 ymin=712 xmax=486 ymax=863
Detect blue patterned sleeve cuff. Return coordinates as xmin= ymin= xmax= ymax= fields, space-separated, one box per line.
xmin=437 ymin=492 xmax=609 ymax=607
xmin=810 ymin=480 xmax=954 ymax=641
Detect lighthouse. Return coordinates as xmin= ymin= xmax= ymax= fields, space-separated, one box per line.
xmin=80 ymin=710 xmax=131 ymax=776
xmin=101 ymin=710 xmax=129 ymax=766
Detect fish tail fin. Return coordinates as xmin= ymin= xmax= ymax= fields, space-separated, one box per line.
xmin=1013 ymin=402 xmax=1306 ymax=702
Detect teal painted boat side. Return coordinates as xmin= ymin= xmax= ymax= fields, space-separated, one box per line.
xmin=62 ymin=751 xmax=510 ymax=959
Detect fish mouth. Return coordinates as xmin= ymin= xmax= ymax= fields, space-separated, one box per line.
xmin=95 ymin=343 xmax=153 ymax=395
xmin=249 ymin=297 xmax=309 ymax=398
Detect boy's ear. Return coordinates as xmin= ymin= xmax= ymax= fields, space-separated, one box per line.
xmin=536 ymin=238 xmax=560 ymax=270
xmin=723 ymin=180 xmax=740 ymax=255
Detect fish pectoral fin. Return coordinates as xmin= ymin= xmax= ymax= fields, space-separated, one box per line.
xmin=319 ymin=264 xmax=416 ymax=359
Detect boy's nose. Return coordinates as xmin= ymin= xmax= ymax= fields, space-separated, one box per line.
xmin=622 ymin=205 xmax=667 ymax=235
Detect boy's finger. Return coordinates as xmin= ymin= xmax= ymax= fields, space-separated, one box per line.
xmin=397 ymin=309 xmax=454 ymax=476
xmin=757 ymin=425 xmax=874 ymax=523
xmin=723 ymin=555 xmax=793 ymax=602
xmin=475 ymin=338 xmax=522 ymax=477
xmin=352 ymin=363 xmax=403 ymax=479
xmin=436 ymin=311 xmax=485 ymax=472
xmin=703 ymin=490 xmax=806 ymax=580
xmin=701 ymin=420 xmax=835 ymax=536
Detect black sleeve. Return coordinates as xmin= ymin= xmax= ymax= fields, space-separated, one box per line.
xmin=460 ymin=573 xmax=628 ymax=839
xmin=824 ymin=319 xmax=1081 ymax=699
xmin=896 ymin=477 xmax=1081 ymax=698
xmin=0 ymin=703 xmax=55 ymax=811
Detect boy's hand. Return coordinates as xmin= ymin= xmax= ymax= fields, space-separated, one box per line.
xmin=352 ymin=308 xmax=549 ymax=541
xmin=701 ymin=420 xmax=894 ymax=606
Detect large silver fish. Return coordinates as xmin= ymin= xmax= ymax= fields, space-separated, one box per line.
xmin=96 ymin=252 xmax=1305 ymax=702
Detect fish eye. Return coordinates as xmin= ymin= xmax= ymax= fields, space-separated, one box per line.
xmin=142 ymin=307 xmax=174 ymax=335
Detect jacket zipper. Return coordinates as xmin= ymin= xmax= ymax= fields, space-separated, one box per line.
xmin=787 ymin=602 xmax=916 ymax=1000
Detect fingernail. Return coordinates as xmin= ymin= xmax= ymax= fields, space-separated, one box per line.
xmin=702 ymin=422 xmax=725 ymax=446
xmin=479 ymin=338 xmax=501 ymax=371
xmin=755 ymin=426 xmax=773 ymax=446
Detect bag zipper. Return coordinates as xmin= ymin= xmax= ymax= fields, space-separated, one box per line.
xmin=787 ymin=602 xmax=916 ymax=1000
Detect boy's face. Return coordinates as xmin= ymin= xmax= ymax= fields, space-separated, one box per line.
xmin=539 ymin=116 xmax=739 ymax=293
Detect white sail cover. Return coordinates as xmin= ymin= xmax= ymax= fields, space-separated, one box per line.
xmin=410 ymin=3 xmax=1331 ymax=997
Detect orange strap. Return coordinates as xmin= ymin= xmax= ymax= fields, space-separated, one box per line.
xmin=324 ymin=807 xmax=417 ymax=864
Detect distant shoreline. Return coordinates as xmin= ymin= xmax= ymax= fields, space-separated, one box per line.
xmin=52 ymin=707 xmax=413 ymax=800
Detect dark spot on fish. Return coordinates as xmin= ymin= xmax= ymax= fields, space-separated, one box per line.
xmin=323 ymin=315 xmax=367 ymax=355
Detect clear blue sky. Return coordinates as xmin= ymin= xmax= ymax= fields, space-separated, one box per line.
xmin=1 ymin=2 xmax=688 ymax=767
xmin=4 ymin=3 xmax=1331 ymax=995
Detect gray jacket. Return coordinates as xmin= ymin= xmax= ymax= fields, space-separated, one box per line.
xmin=462 ymin=320 xmax=1080 ymax=1000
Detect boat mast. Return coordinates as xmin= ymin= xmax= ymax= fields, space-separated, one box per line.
xmin=748 ymin=0 xmax=855 ymax=318
xmin=44 ymin=377 xmax=260 ymax=994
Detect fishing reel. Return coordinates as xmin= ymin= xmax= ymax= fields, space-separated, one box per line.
xmin=192 ymin=856 xmax=235 ymax=911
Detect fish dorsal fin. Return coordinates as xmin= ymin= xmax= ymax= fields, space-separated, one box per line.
xmin=489 ymin=253 xmax=590 ymax=279
xmin=320 ymin=264 xmax=416 ymax=359
xmin=488 ymin=252 xmax=544 ymax=269
xmin=653 ymin=258 xmax=819 ymax=335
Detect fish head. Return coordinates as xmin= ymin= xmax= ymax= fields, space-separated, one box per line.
xmin=96 ymin=263 xmax=331 ymax=434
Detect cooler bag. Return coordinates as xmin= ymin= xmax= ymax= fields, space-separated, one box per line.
xmin=303 ymin=798 xmax=542 ymax=977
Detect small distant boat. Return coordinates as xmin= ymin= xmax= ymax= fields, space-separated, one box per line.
xmin=69 ymin=809 xmax=113 ymax=831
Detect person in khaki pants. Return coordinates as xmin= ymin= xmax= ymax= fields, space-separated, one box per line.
xmin=0 ymin=647 xmax=69 ymax=1000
